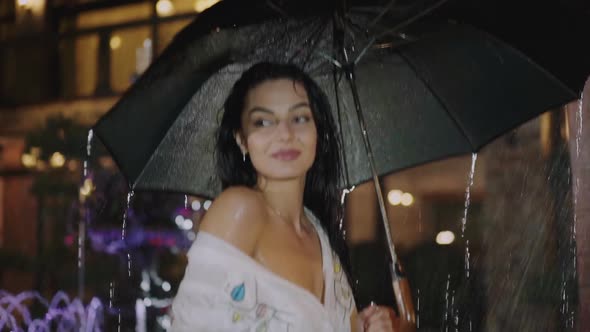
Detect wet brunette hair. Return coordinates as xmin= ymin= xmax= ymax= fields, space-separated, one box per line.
xmin=216 ymin=62 xmax=353 ymax=286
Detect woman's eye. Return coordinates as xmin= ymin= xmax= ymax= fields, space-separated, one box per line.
xmin=293 ymin=115 xmax=311 ymax=124
xmin=253 ymin=119 xmax=274 ymax=127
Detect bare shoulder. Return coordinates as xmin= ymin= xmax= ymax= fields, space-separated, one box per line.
xmin=199 ymin=186 xmax=267 ymax=256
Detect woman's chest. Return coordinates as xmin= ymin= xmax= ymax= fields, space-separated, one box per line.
xmin=253 ymin=224 xmax=325 ymax=301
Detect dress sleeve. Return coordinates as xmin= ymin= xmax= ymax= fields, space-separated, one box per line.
xmin=169 ymin=233 xmax=290 ymax=332
xmin=170 ymin=279 xmax=237 ymax=332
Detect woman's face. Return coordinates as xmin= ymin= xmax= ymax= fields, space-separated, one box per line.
xmin=237 ymin=78 xmax=317 ymax=181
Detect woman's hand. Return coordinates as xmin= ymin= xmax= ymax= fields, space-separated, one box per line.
xmin=358 ymin=304 xmax=400 ymax=332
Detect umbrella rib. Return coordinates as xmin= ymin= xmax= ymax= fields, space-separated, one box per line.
xmin=332 ymin=66 xmax=352 ymax=188
xmin=396 ymin=51 xmax=476 ymax=149
xmin=265 ymin=0 xmax=288 ymax=17
xmin=353 ymin=0 xmax=449 ymax=66
xmin=367 ymin=0 xmax=398 ymax=28
xmin=290 ymin=20 xmax=331 ymax=68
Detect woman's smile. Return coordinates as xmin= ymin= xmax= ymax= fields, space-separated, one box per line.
xmin=271 ymin=148 xmax=302 ymax=161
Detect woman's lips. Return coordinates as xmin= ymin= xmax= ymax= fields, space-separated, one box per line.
xmin=271 ymin=149 xmax=301 ymax=161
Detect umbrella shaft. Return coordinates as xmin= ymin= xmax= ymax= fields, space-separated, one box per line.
xmin=343 ymin=67 xmax=398 ymax=265
xmin=344 ymin=67 xmax=417 ymax=325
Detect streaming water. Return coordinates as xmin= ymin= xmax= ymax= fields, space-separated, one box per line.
xmin=462 ymin=154 xmax=477 ymax=281
xmin=121 ymin=191 xmax=135 ymax=279
xmin=461 ymin=153 xmax=478 ymax=238
xmin=121 ymin=191 xmax=135 ymax=241
xmin=575 ymin=92 xmax=584 ymax=158
xmin=340 ymin=186 xmax=355 ymax=237
xmin=78 ymin=129 xmax=95 ymax=302
xmin=416 ymin=288 xmax=420 ymax=329
xmin=444 ymin=273 xmax=450 ymax=331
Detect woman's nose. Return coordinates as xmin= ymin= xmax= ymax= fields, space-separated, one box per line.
xmin=276 ymin=120 xmax=294 ymax=140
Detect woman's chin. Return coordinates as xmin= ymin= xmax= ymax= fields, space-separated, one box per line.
xmin=256 ymin=169 xmax=309 ymax=182
xmin=254 ymin=161 xmax=313 ymax=181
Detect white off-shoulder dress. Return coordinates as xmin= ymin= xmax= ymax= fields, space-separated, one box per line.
xmin=170 ymin=210 xmax=355 ymax=331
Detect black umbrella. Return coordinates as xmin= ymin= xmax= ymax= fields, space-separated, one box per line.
xmin=93 ymin=0 xmax=582 ymax=322
xmin=432 ymin=0 xmax=590 ymax=94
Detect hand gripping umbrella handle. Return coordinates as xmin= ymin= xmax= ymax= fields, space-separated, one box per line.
xmin=343 ymin=64 xmax=416 ymax=327
xmin=391 ymin=261 xmax=416 ymax=326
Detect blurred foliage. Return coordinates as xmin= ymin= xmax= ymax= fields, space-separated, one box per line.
xmin=25 ymin=114 xmax=90 ymax=162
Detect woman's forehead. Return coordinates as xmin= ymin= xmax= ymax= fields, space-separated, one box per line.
xmin=244 ymin=79 xmax=309 ymax=108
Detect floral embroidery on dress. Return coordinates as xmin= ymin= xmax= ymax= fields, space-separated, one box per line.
xmin=224 ymin=275 xmax=292 ymax=331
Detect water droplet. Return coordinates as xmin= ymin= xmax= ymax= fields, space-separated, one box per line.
xmin=109 ymin=282 xmax=115 ymax=308
xmin=465 ymin=240 xmax=471 ymax=279
xmin=416 ymin=288 xmax=420 ymax=329
xmin=83 ymin=129 xmax=93 ymax=177
xmin=122 ymin=191 xmax=135 ymax=240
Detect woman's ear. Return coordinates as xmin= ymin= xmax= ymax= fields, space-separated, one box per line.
xmin=234 ymin=131 xmax=247 ymax=154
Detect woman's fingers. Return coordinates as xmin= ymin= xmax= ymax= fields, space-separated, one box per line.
xmin=360 ymin=305 xmax=398 ymax=332
xmin=359 ymin=304 xmax=378 ymax=321
xmin=366 ymin=307 xmax=392 ymax=330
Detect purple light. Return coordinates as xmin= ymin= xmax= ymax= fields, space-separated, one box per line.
xmin=0 ymin=291 xmax=103 ymax=331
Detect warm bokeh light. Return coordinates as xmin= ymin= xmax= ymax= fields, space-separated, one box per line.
xmin=109 ymin=35 xmax=122 ymax=49
xmin=436 ymin=231 xmax=455 ymax=245
xmin=194 ymin=0 xmax=220 ymax=13
xmin=401 ymin=192 xmax=414 ymax=206
xmin=21 ymin=153 xmax=37 ymax=168
xmin=156 ymin=0 xmax=175 ymax=17
xmin=387 ymin=189 xmax=403 ymax=206
xmin=67 ymin=160 xmax=78 ymax=171
xmin=30 ymin=147 xmax=41 ymax=157
xmin=17 ymin=0 xmax=30 ymax=7
xmin=79 ymin=178 xmax=95 ymax=197
xmin=49 ymin=152 xmax=66 ymax=168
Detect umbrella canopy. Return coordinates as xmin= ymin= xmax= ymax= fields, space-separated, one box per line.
xmin=95 ymin=0 xmax=576 ymax=199
xmin=432 ymin=0 xmax=590 ymax=94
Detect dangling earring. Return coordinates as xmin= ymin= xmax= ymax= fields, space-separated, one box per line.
xmin=242 ymin=152 xmax=246 ymax=163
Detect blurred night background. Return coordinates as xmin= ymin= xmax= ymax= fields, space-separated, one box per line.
xmin=0 ymin=0 xmax=588 ymax=331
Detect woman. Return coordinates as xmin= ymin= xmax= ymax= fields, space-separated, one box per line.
xmin=171 ymin=62 xmax=400 ymax=331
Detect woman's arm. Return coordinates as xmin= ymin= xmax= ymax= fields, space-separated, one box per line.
xmin=350 ymin=306 xmax=362 ymax=332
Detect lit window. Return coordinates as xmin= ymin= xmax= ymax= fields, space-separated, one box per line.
xmin=110 ymin=26 xmax=151 ymax=93
xmin=77 ymin=3 xmax=151 ymax=30
xmin=60 ymin=34 xmax=99 ymax=96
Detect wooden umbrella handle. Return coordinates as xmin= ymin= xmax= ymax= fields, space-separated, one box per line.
xmin=391 ymin=261 xmax=416 ymax=331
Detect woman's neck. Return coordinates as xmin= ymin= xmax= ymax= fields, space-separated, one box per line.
xmin=256 ymin=176 xmax=307 ymax=232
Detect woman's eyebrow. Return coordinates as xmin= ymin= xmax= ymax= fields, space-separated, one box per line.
xmin=246 ymin=106 xmax=273 ymax=115
xmin=247 ymin=102 xmax=310 ymax=116
xmin=288 ymin=102 xmax=310 ymax=111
